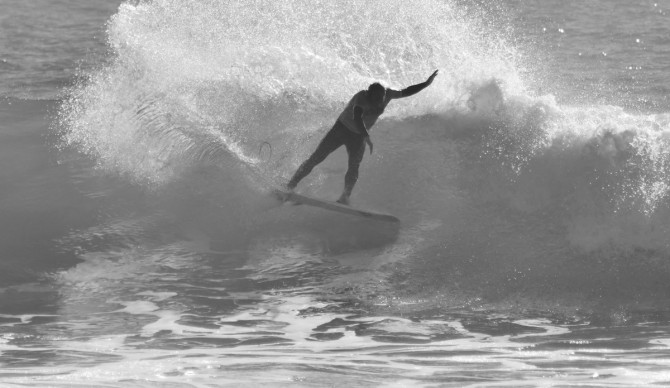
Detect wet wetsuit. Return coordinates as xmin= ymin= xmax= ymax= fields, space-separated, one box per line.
xmin=287 ymin=74 xmax=436 ymax=202
xmin=287 ymin=89 xmax=397 ymax=199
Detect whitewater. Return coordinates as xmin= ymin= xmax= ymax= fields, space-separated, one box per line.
xmin=1 ymin=0 xmax=670 ymax=386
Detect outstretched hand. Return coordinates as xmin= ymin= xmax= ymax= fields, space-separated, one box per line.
xmin=426 ymin=69 xmax=439 ymax=85
xmin=365 ymin=136 xmax=374 ymax=155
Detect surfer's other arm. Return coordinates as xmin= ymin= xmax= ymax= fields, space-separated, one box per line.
xmin=387 ymin=70 xmax=439 ymax=99
xmin=354 ymin=106 xmax=374 ymax=154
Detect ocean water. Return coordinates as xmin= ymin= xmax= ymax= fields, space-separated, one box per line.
xmin=1 ymin=0 xmax=670 ymax=386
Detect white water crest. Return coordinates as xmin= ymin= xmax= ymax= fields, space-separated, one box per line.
xmin=57 ymin=0 xmax=528 ymax=185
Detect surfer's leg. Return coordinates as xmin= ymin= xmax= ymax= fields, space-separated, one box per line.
xmin=338 ymin=134 xmax=366 ymax=205
xmin=287 ymin=123 xmax=345 ymax=189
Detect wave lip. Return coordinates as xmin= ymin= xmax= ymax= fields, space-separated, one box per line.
xmin=57 ymin=0 xmax=530 ymax=186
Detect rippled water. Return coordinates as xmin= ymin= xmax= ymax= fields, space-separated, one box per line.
xmin=4 ymin=234 xmax=670 ymax=386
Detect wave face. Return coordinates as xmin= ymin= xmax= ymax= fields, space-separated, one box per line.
xmin=57 ymin=0 xmax=670 ymax=310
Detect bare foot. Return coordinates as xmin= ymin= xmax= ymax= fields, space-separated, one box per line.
xmin=272 ymin=189 xmax=289 ymax=202
xmin=336 ymin=196 xmax=350 ymax=206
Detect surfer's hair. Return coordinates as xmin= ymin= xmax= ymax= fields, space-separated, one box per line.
xmin=367 ymin=83 xmax=386 ymax=103
xmin=368 ymin=82 xmax=385 ymax=95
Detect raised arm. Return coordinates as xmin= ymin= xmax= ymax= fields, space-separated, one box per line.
xmin=388 ymin=70 xmax=439 ymax=100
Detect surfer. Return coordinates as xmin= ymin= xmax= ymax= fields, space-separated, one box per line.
xmin=285 ymin=70 xmax=439 ymax=205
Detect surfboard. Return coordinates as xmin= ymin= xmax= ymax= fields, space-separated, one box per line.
xmin=272 ymin=189 xmax=399 ymax=223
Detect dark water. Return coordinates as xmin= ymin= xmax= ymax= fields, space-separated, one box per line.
xmin=1 ymin=0 xmax=670 ymax=386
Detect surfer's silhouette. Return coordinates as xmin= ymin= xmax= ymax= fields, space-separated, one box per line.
xmin=286 ymin=70 xmax=439 ymax=205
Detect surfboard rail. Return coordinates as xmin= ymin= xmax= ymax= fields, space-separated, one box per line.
xmin=273 ymin=189 xmax=399 ymax=223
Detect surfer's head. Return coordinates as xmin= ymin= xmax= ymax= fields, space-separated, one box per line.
xmin=367 ymin=82 xmax=386 ymax=104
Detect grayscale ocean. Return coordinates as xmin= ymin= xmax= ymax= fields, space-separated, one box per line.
xmin=1 ymin=0 xmax=670 ymax=386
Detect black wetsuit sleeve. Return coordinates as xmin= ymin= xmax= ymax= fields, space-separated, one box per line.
xmin=401 ymin=79 xmax=430 ymax=97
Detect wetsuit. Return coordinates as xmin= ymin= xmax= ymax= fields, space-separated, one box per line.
xmin=287 ymin=89 xmax=397 ymax=199
xmin=286 ymin=76 xmax=434 ymax=201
